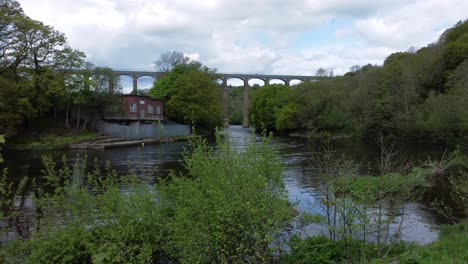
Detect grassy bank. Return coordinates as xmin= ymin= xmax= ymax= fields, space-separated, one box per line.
xmin=282 ymin=221 xmax=468 ymax=264
xmin=7 ymin=130 xmax=97 ymax=150
xmin=396 ymin=221 xmax=468 ymax=264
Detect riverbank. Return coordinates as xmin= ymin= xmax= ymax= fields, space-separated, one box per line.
xmin=282 ymin=220 xmax=468 ymax=263
xmin=6 ymin=130 xmax=98 ymax=150
xmin=68 ymin=135 xmax=192 ymax=150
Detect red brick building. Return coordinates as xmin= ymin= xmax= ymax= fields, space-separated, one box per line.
xmin=104 ymin=95 xmax=164 ymax=121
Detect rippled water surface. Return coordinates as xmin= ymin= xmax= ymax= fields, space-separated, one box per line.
xmin=2 ymin=125 xmax=449 ymax=243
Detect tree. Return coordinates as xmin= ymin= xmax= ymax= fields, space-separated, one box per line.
xmin=153 ymin=51 xmax=189 ymax=73
xmin=349 ymin=65 xmax=361 ymax=73
xmin=166 ymin=68 xmax=222 ymax=130
xmin=0 ymin=0 xmax=85 ymax=135
xmin=150 ymin=58 xmax=221 ymax=131
xmin=249 ymin=84 xmax=291 ymax=131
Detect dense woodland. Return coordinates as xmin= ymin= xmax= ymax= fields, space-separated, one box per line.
xmin=0 ymin=0 xmax=122 ymax=138
xmin=249 ymin=20 xmax=468 ymax=143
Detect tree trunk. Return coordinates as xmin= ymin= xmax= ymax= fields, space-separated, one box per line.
xmin=76 ymin=105 xmax=81 ymax=129
xmin=65 ymin=102 xmax=70 ymax=129
xmin=92 ymin=117 xmax=97 ymax=129
xmin=82 ymin=117 xmax=88 ymax=130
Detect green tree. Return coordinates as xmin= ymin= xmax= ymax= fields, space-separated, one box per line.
xmin=150 ymin=59 xmax=222 ymax=131
xmin=249 ymin=84 xmax=291 ymax=131
xmin=275 ymin=103 xmax=299 ymax=132
xmin=166 ymin=69 xmax=222 ymax=130
xmin=150 ymin=51 xmax=190 ymax=100
xmin=0 ymin=0 xmax=85 ymax=135
xmin=228 ymin=86 xmax=244 ymax=125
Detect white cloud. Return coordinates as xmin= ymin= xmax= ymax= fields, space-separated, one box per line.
xmin=17 ymin=0 xmax=467 ymax=76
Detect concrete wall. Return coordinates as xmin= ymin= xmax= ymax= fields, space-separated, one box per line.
xmin=96 ymin=120 xmax=190 ymax=140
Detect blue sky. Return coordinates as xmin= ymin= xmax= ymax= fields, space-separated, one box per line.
xmin=17 ymin=0 xmax=468 ymax=92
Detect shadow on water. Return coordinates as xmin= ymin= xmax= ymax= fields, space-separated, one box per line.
xmin=0 ymin=125 xmax=451 ymax=243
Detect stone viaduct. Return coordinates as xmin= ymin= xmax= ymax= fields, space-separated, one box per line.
xmin=112 ymin=70 xmax=320 ymax=127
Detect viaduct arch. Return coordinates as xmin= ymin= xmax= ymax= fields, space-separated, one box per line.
xmin=110 ymin=70 xmax=320 ymax=127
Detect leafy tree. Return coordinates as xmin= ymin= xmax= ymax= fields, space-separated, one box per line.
xmin=0 ymin=0 xmax=85 ymax=135
xmin=275 ymin=103 xmax=299 ymax=132
xmin=150 ymin=59 xmax=222 ymax=131
xmin=166 ymin=68 xmax=222 ymax=130
xmin=249 ymin=84 xmax=291 ymax=131
xmin=153 ymin=51 xmax=189 ymax=73
xmin=228 ymin=86 xmax=244 ymax=125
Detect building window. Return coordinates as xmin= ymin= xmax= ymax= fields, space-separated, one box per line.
xmin=148 ymin=104 xmax=153 ymax=114
xmin=156 ymin=106 xmax=161 ymax=115
xmin=140 ymin=100 xmax=145 ymax=105
xmin=130 ymin=103 xmax=137 ymax=113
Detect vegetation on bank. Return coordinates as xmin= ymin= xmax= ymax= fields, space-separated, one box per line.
xmin=0 ymin=135 xmax=4 ymax=163
xmin=7 ymin=130 xmax=97 ymax=150
xmin=0 ymin=132 xmax=468 ymax=263
xmin=282 ymin=141 xmax=468 ymax=264
xmin=249 ymin=20 xmax=468 ymax=143
xmin=0 ymin=133 xmax=292 ymax=263
xmin=1 ymin=132 xmax=467 ymax=263
xmin=283 ymin=220 xmax=468 ymax=264
xmin=227 ymin=86 xmax=245 ymax=125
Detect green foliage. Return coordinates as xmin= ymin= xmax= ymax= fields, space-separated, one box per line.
xmin=1 ymin=133 xmax=292 ymax=263
xmin=299 ymin=141 xmax=432 ymax=261
xmin=421 ymin=147 xmax=468 ymax=219
xmin=397 ymin=221 xmax=468 ymax=264
xmin=0 ymin=135 xmax=4 ymax=163
xmin=244 ymin=20 xmax=468 ymax=142
xmin=0 ymin=167 xmax=28 ymax=244
xmin=28 ymin=224 xmax=92 ymax=264
xmin=342 ymin=170 xmax=429 ymax=203
xmin=166 ymin=69 xmax=222 ymax=130
xmin=284 ymin=235 xmax=338 ymax=264
xmin=10 ymin=131 xmax=97 ymax=149
xmin=249 ymin=84 xmax=292 ymax=131
xmin=228 ymin=86 xmax=244 ymax=124
xmin=150 ymin=60 xmax=222 ymax=131
xmin=0 ymin=0 xmax=88 ymax=136
xmin=157 ymin=133 xmax=291 ymax=263
xmin=275 ymin=103 xmax=299 ymax=132
xmin=1 ymin=155 xmax=166 ymax=263
xmin=283 ymin=235 xmax=411 ymax=264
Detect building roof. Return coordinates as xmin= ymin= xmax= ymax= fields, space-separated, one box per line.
xmin=122 ymin=94 xmax=163 ymax=102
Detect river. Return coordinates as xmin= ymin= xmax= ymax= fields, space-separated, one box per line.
xmin=1 ymin=125 xmax=449 ymax=243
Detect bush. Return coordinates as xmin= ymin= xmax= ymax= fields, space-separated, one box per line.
xmin=157 ymin=133 xmax=291 ymax=263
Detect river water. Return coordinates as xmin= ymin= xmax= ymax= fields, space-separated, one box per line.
xmin=1 ymin=125 xmax=449 ymax=243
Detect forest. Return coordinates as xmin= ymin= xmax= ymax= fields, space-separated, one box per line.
xmin=249 ymin=20 xmax=468 ymax=144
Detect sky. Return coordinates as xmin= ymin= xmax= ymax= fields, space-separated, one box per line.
xmin=17 ymin=0 xmax=468 ymax=92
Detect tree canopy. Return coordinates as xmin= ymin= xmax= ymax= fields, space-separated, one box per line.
xmin=150 ymin=58 xmax=222 ymax=131
xmin=0 ymin=0 xmax=122 ymax=136
xmin=249 ymin=20 xmax=468 ymax=142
